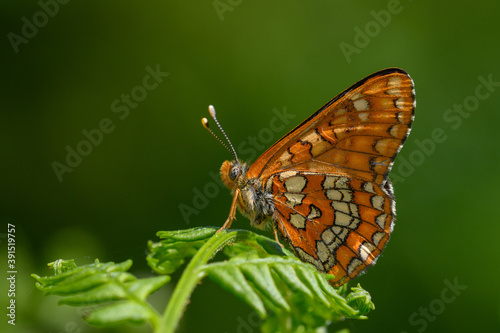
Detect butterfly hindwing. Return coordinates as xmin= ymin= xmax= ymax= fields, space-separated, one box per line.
xmin=268 ymin=171 xmax=394 ymax=286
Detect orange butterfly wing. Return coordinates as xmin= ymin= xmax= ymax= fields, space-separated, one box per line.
xmin=247 ymin=68 xmax=414 ymax=184
xmin=270 ymin=172 xmax=395 ymax=286
xmin=248 ymin=68 xmax=415 ymax=286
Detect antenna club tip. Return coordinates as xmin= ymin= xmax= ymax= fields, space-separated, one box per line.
xmin=208 ymin=105 xmax=216 ymax=118
xmin=201 ymin=117 xmax=210 ymax=129
xmin=203 ymin=105 xmax=239 ymax=161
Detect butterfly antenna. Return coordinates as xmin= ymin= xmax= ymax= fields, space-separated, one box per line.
xmin=202 ymin=105 xmax=239 ymax=162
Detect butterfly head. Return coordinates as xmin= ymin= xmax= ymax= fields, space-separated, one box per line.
xmin=220 ymin=160 xmax=248 ymax=190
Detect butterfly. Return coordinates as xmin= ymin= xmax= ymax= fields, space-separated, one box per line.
xmin=202 ymin=68 xmax=415 ymax=286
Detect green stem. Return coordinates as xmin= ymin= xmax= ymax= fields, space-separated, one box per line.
xmin=157 ymin=229 xmax=244 ymax=333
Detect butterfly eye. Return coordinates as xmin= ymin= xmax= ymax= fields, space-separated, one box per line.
xmin=229 ymin=166 xmax=240 ymax=180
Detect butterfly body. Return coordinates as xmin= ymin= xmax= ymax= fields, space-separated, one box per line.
xmin=209 ymin=68 xmax=415 ymax=286
xmin=220 ymin=160 xmax=275 ymax=228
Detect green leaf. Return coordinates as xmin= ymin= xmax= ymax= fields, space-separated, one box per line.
xmin=239 ymin=260 xmax=290 ymax=311
xmin=34 ymin=227 xmax=375 ymax=333
xmin=127 ymin=276 xmax=172 ymax=301
xmin=149 ymin=227 xmax=374 ymax=332
xmin=85 ymin=301 xmax=152 ymax=326
xmin=345 ymin=284 xmax=375 ymax=317
xmin=58 ymin=276 xmax=170 ymax=305
xmin=198 ymin=230 xmax=373 ymax=332
xmin=58 ymin=282 xmax=127 ymax=305
xmin=207 ymin=264 xmax=267 ymax=318
xmin=32 ymin=259 xmax=169 ymax=328
xmin=32 ymin=259 xmax=133 ymax=293
xmin=147 ymin=227 xmax=217 ymax=275
xmin=156 ymin=226 xmax=217 ymax=241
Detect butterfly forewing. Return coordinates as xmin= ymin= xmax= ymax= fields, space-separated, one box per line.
xmin=247 ymin=68 xmax=415 ymax=186
xmin=250 ymin=68 xmax=415 ymax=286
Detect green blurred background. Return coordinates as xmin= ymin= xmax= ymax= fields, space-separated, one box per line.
xmin=2 ymin=1 xmax=499 ymax=332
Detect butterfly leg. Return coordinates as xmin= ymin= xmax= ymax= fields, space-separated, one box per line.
xmin=217 ymin=188 xmax=240 ymax=233
xmin=272 ymin=223 xmax=284 ymax=248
